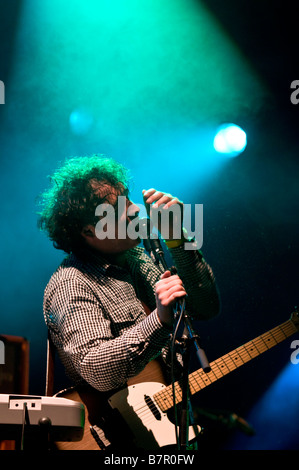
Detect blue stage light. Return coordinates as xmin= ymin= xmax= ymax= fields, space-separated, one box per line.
xmin=228 ymin=362 xmax=299 ymax=449
xmin=69 ymin=108 xmax=94 ymax=135
xmin=213 ymin=123 xmax=247 ymax=157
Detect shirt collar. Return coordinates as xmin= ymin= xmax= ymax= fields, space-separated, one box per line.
xmin=72 ymin=245 xmax=145 ymax=273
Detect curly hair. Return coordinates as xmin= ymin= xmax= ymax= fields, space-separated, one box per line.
xmin=37 ymin=154 xmax=131 ymax=253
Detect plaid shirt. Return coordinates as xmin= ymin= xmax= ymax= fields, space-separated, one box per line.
xmin=43 ymin=242 xmax=219 ymax=393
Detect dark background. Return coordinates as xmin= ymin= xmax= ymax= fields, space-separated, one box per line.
xmin=0 ymin=0 xmax=298 ymax=450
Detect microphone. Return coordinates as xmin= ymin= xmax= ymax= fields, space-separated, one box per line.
xmin=138 ymin=221 xmax=211 ymax=372
xmin=137 ymin=217 xmax=154 ymax=252
xmin=138 ymin=218 xmax=168 ymax=270
xmin=194 ymin=407 xmax=255 ymax=436
xmin=228 ymin=413 xmax=255 ymax=436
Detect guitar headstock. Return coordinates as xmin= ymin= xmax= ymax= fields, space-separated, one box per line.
xmin=291 ymin=308 xmax=299 ymax=331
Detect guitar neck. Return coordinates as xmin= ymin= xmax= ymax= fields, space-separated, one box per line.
xmin=155 ymin=317 xmax=298 ymax=412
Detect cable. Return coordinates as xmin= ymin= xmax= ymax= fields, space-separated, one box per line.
xmin=170 ymin=298 xmax=185 ymax=450
xmin=20 ymin=402 xmax=30 ymax=450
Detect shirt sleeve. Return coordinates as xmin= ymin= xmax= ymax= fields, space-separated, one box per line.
xmin=44 ymin=277 xmax=171 ymax=393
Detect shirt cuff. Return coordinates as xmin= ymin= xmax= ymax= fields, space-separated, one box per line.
xmin=138 ymin=308 xmax=171 ymax=346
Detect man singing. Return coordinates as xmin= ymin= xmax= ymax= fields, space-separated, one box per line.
xmin=38 ymin=154 xmax=220 ymax=449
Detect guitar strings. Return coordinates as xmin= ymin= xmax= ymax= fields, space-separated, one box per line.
xmin=112 ymin=320 xmax=297 ymax=430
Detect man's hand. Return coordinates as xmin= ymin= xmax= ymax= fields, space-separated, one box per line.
xmin=142 ymin=188 xmax=184 ymax=240
xmin=155 ymin=271 xmax=186 ymax=327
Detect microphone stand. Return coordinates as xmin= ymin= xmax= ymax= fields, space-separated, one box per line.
xmin=141 ymin=222 xmax=210 ymax=450
xmin=177 ymin=311 xmax=211 ymax=449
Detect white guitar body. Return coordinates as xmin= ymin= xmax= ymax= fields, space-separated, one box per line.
xmin=108 ymin=382 xmax=200 ymax=449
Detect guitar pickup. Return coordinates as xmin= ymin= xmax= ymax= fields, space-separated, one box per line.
xmin=144 ymin=395 xmax=161 ymax=420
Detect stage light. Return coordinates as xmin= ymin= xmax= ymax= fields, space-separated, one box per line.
xmin=213 ymin=123 xmax=247 ymax=157
xmin=228 ymin=362 xmax=299 ymax=449
xmin=69 ymin=108 xmax=94 ymax=136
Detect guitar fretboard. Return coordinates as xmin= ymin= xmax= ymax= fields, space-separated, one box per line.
xmin=154 ymin=318 xmax=298 ymax=412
